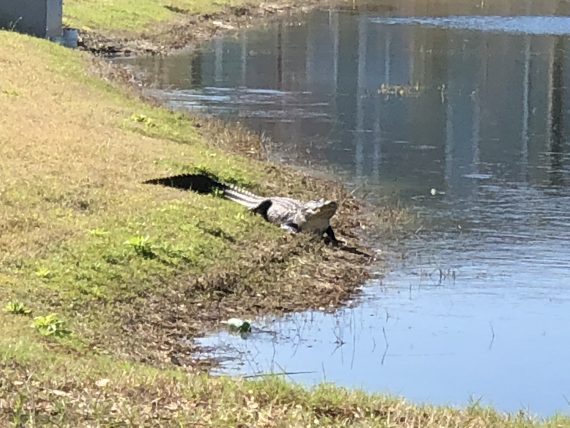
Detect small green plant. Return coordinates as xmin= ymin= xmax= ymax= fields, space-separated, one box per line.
xmin=35 ymin=267 xmax=53 ymax=279
xmin=32 ymin=314 xmax=71 ymax=338
xmin=130 ymin=113 xmax=156 ymax=127
xmin=131 ymin=113 xmax=148 ymax=123
xmin=3 ymin=301 xmax=32 ymax=316
xmin=1 ymin=88 xmax=19 ymax=97
xmin=125 ymin=235 xmax=155 ymax=258
xmin=160 ymin=243 xmax=193 ymax=263
xmin=89 ymin=228 xmax=109 ymax=237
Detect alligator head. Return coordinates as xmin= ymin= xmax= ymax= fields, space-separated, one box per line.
xmin=295 ymin=199 xmax=338 ymax=234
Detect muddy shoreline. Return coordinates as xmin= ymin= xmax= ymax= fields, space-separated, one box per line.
xmin=78 ymin=0 xmax=340 ymax=56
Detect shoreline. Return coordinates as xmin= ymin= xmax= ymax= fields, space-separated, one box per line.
xmin=74 ymin=0 xmax=339 ymax=56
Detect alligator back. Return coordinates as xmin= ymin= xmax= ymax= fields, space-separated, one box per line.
xmin=222 ymin=184 xmax=265 ymax=208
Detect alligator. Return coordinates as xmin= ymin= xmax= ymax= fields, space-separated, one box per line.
xmin=144 ymin=174 xmax=340 ymax=244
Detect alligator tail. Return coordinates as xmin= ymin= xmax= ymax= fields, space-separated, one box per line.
xmin=144 ymin=174 xmax=264 ymax=208
xmin=143 ymin=173 xmax=225 ymax=195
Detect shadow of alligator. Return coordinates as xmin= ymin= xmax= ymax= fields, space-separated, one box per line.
xmin=144 ymin=173 xmax=225 ymax=194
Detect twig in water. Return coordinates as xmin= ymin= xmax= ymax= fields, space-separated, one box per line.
xmin=349 ymin=185 xmax=362 ymax=197
xmin=332 ymin=318 xmax=345 ymax=347
xmin=350 ymin=328 xmax=357 ymax=370
xmin=338 ymin=185 xmax=362 ymax=211
xmin=381 ymin=327 xmax=389 ymax=365
xmin=243 ymin=370 xmax=316 ymax=379
xmin=488 ymin=322 xmax=495 ymax=350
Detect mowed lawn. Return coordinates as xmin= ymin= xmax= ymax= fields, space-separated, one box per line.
xmin=64 ymin=0 xmax=267 ymax=34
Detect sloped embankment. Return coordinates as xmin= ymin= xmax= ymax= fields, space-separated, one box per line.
xmin=0 ymin=27 xmax=553 ymax=428
xmin=64 ymin=0 xmax=336 ymax=54
xmin=0 ymin=30 xmax=387 ymax=425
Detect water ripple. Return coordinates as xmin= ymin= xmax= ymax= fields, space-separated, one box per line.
xmin=371 ymin=15 xmax=570 ymax=35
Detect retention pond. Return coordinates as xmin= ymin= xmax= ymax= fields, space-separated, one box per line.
xmin=121 ymin=0 xmax=570 ymax=416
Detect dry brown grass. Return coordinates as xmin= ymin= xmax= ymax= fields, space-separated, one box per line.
xmin=1 ymin=34 xmax=184 ymax=261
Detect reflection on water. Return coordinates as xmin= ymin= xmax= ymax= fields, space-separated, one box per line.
xmin=372 ymin=16 xmax=570 ymax=35
xmin=121 ymin=0 xmax=570 ymax=416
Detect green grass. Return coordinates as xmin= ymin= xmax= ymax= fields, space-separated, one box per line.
xmin=64 ymin=0 xmax=266 ymax=34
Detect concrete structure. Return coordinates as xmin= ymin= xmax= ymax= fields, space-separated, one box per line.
xmin=0 ymin=0 xmax=62 ymax=39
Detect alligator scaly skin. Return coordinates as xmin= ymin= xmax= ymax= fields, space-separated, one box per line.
xmin=145 ymin=174 xmax=339 ymax=243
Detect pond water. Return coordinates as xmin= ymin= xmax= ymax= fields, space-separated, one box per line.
xmin=121 ymin=0 xmax=570 ymax=417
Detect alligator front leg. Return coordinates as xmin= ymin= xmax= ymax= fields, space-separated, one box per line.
xmin=250 ymin=199 xmax=272 ymax=221
xmin=323 ymin=226 xmax=340 ymax=246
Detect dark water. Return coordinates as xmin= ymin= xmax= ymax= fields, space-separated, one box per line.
xmin=121 ymin=0 xmax=570 ymax=416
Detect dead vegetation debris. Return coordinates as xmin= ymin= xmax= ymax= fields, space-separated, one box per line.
xmin=77 ymin=0 xmax=337 ymax=56
xmin=115 ymin=232 xmax=373 ymax=369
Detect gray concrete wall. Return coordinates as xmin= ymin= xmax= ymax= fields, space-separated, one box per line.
xmin=0 ymin=0 xmax=62 ymax=38
xmin=45 ymin=0 xmax=63 ymax=38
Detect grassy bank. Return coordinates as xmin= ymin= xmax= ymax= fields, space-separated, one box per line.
xmin=63 ymin=0 xmax=331 ymax=54
xmin=64 ymin=0 xmax=263 ymax=34
xmin=0 ymin=29 xmax=361 ymax=426
xmin=0 ymin=18 xmax=567 ymax=428
xmin=3 ymin=349 xmax=566 ymax=428
xmin=0 ymin=25 xmax=370 ymax=352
